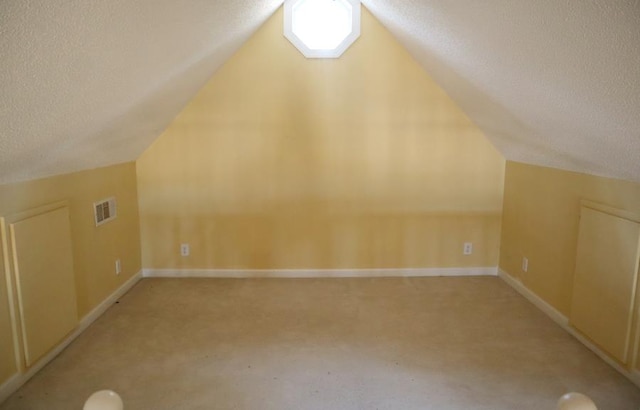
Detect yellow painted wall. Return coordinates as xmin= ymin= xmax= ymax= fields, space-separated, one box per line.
xmin=0 ymin=162 xmax=141 ymax=384
xmin=0 ymin=250 xmax=15 ymax=384
xmin=500 ymin=161 xmax=640 ymax=318
xmin=137 ymin=7 xmax=505 ymax=270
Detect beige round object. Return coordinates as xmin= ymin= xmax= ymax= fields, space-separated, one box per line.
xmin=557 ymin=392 xmax=597 ymax=410
xmin=83 ymin=390 xmax=124 ymax=410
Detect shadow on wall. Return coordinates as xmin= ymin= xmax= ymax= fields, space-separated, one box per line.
xmin=135 ymin=5 xmax=505 ymax=271
xmin=139 ymin=211 xmax=500 ymax=270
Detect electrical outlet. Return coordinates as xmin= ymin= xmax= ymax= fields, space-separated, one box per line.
xmin=115 ymin=259 xmax=121 ymax=275
xmin=463 ymin=242 xmax=473 ymax=255
xmin=522 ymin=257 xmax=529 ymax=272
xmin=181 ymin=243 xmax=190 ymax=257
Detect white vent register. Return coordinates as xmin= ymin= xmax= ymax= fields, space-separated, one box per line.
xmin=94 ymin=197 xmax=117 ymax=226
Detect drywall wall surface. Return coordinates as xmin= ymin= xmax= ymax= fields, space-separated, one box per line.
xmin=0 ymin=162 xmax=141 ymax=318
xmin=0 ymin=0 xmax=282 ymax=185
xmin=500 ymin=161 xmax=640 ymax=317
xmin=364 ymin=1 xmax=640 ymax=182
xmin=4 ymin=0 xmax=639 ymax=185
xmin=137 ymin=7 xmax=505 ymax=270
xmin=0 ymin=248 xmax=16 ymax=385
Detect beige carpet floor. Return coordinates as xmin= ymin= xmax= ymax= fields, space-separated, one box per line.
xmin=1 ymin=277 xmax=640 ymax=409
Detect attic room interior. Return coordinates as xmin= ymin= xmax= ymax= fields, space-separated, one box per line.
xmin=1 ymin=0 xmax=640 ymax=409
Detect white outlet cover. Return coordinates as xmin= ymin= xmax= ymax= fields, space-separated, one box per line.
xmin=522 ymin=257 xmax=529 ymax=272
xmin=181 ymin=244 xmax=190 ymax=256
xmin=463 ymin=242 xmax=473 ymax=255
xmin=115 ymin=259 xmax=121 ymax=275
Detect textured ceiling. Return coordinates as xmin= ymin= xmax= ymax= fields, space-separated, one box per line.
xmin=0 ymin=0 xmax=282 ymax=184
xmin=363 ymin=0 xmax=640 ymax=182
xmin=1 ymin=0 xmax=639 ymax=184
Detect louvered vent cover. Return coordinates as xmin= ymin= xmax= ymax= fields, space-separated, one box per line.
xmin=93 ymin=197 xmax=117 ymax=226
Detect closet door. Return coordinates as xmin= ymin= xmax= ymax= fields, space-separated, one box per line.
xmin=570 ymin=204 xmax=640 ymax=364
xmin=8 ymin=204 xmax=78 ymax=367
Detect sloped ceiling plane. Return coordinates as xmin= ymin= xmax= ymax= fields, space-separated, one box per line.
xmin=1 ymin=0 xmax=639 ymax=184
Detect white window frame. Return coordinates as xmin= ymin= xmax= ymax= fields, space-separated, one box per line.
xmin=284 ymin=0 xmax=361 ymax=59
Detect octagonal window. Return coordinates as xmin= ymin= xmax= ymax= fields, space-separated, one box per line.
xmin=284 ymin=0 xmax=361 ymax=59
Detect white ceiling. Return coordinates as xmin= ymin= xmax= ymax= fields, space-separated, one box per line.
xmin=0 ymin=0 xmax=282 ymax=184
xmin=364 ymin=0 xmax=640 ymax=182
xmin=1 ymin=0 xmax=639 ymax=184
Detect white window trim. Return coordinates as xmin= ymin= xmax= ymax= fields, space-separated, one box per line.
xmin=284 ymin=0 xmax=361 ymax=59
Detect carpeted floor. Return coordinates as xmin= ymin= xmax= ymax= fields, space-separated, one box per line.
xmin=1 ymin=277 xmax=639 ymax=409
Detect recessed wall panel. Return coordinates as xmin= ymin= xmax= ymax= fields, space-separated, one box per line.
xmin=570 ymin=205 xmax=640 ymax=364
xmin=9 ymin=206 xmax=77 ymax=367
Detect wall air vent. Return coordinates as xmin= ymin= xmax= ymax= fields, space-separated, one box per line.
xmin=93 ymin=197 xmax=117 ymax=226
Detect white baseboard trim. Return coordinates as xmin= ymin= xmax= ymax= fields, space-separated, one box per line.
xmin=0 ymin=270 xmax=142 ymax=404
xmin=567 ymin=329 xmax=640 ymax=389
xmin=497 ymin=269 xmax=569 ymax=327
xmin=0 ymin=374 xmax=21 ymax=406
xmin=78 ymin=271 xmax=142 ymax=329
xmin=143 ymin=266 xmax=498 ymax=279
xmin=498 ymin=269 xmax=640 ymax=389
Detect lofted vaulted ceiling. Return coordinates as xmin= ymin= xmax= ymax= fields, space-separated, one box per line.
xmin=1 ymin=0 xmax=639 ymax=184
